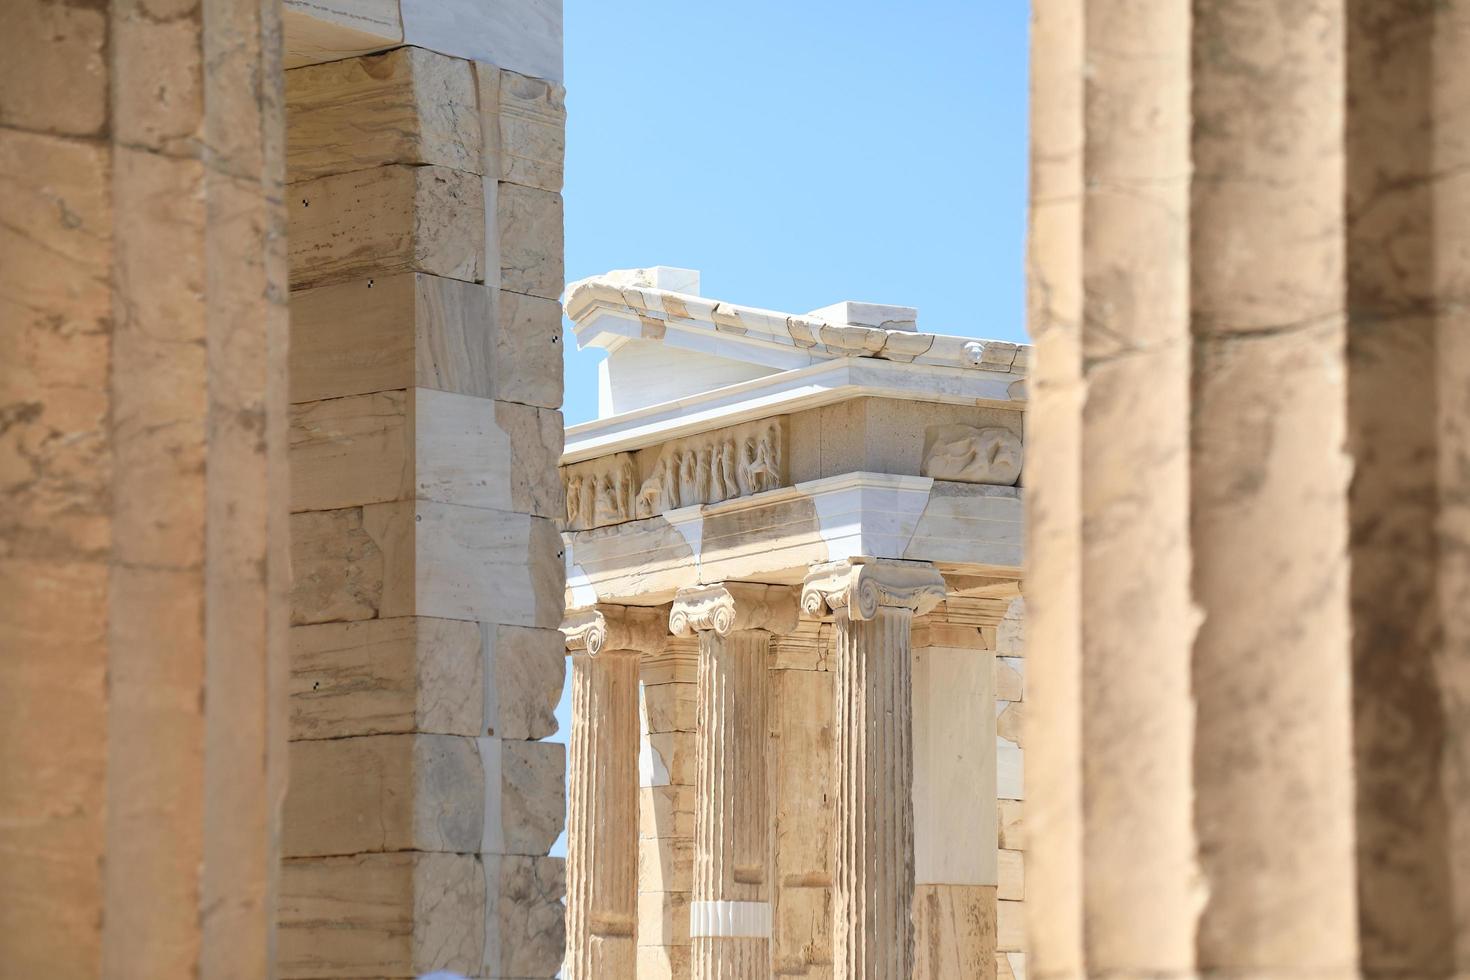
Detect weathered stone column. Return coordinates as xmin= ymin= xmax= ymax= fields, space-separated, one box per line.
xmin=1028 ymin=0 xmax=1470 ymax=975
xmin=1024 ymin=1 xmax=1084 ymax=974
xmin=562 ymin=606 xmax=665 ymax=980
xmin=670 ymin=583 xmax=797 ymax=979
xmin=2 ymin=2 xmax=288 ymax=975
xmin=1024 ymin=0 xmax=1200 ymax=974
xmin=1190 ymin=1 xmax=1356 ymax=967
xmin=801 ymin=559 xmax=946 ymax=980
xmin=1344 ymin=3 xmax=1470 ymax=973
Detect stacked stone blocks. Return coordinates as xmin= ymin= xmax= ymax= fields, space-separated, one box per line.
xmin=279 ymin=45 xmax=566 ymax=979
xmin=993 ymin=598 xmax=1025 ymax=979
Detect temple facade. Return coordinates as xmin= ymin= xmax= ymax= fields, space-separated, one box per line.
xmin=8 ymin=0 xmax=1470 ymax=978
xmin=557 ymin=269 xmax=1030 ymax=978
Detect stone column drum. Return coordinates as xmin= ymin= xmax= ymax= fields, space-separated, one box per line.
xmin=562 ymin=606 xmax=667 ymax=979
xmin=670 ymin=583 xmax=798 ymax=979
xmin=802 ymin=560 xmax=947 ymax=980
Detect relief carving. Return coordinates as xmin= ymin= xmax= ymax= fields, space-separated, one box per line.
xmin=921 ymin=424 xmax=1023 ymax=486
xmin=561 ymin=418 xmax=788 ymax=531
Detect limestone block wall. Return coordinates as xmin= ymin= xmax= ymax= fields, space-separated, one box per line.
xmin=1 ymin=1 xmax=290 ymax=975
xmin=278 ymin=44 xmax=567 ymax=979
xmin=994 ymin=598 xmax=1026 ymax=980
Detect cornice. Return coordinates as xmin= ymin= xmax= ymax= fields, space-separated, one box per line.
xmin=563 ymin=273 xmax=1031 ymax=376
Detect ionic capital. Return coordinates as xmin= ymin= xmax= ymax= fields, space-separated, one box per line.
xmin=800 ymin=558 xmax=947 ymax=621
xmin=668 ymin=582 xmax=799 ymax=638
xmin=561 ymin=604 xmax=669 ymax=656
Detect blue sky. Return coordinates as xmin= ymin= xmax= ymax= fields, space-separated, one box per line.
xmin=558 ymin=0 xmax=1031 ymax=426
xmin=547 ymin=1 xmax=1031 ymax=855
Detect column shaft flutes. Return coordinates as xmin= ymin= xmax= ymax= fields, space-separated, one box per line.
xmin=671 ymin=582 xmax=797 ymax=980
xmin=833 ymin=608 xmax=915 ymax=980
xmin=691 ymin=629 xmax=770 ymax=978
xmin=565 ymin=648 xmax=640 ymax=978
xmin=802 ymin=558 xmax=946 ymax=980
xmin=562 ymin=606 xmax=667 ymax=980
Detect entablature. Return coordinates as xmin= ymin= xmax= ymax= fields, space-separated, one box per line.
xmin=564 ymin=471 xmax=1021 ymax=609
xmin=559 ymin=267 xmax=1031 ymax=612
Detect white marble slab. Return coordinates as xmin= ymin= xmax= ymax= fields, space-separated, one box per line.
xmin=401 ymin=0 xmax=562 ymax=82
xmin=913 ymin=645 xmax=998 ymax=886
xmin=807 ymin=300 xmax=918 ymax=331
xmin=996 ymin=737 xmax=1024 ymax=802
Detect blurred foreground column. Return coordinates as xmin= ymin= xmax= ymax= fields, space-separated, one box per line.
xmin=1026 ymin=0 xmax=1200 ymax=974
xmin=1345 ymin=2 xmax=1470 ymax=973
xmin=1027 ymin=0 xmax=1470 ymax=974
xmin=0 ymin=1 xmax=289 ymax=976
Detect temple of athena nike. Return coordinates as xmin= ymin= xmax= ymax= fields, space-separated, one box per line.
xmin=558 ymin=268 xmax=1029 ymax=978
xmin=8 ymin=0 xmax=1470 ymax=978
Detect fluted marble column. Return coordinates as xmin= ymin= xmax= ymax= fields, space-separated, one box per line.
xmin=670 ymin=583 xmax=797 ymax=980
xmin=802 ymin=559 xmax=947 ymax=980
xmin=562 ymin=606 xmax=667 ymax=980
xmin=1028 ymin=1 xmax=1470 ymax=975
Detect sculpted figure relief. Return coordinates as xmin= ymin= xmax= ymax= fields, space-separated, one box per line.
xmin=561 ymin=418 xmax=790 ymax=530
xmin=747 ymin=424 xmax=781 ymax=492
xmin=613 ymin=459 xmax=637 ymax=518
xmin=564 ymin=475 xmax=583 ymax=527
xmin=921 ymin=424 xmax=1023 ymax=486
xmin=735 ymin=437 xmax=754 ymax=496
xmin=719 ymin=440 xmax=740 ymax=498
xmin=678 ymin=452 xmax=699 ymax=506
xmin=592 ymin=473 xmax=621 ymax=525
xmin=636 ymin=456 xmax=672 ymax=518
xmin=580 ymin=477 xmax=596 ymax=526
xmin=695 ymin=448 xmax=712 ymax=504
xmin=565 ymin=471 xmax=597 ymax=527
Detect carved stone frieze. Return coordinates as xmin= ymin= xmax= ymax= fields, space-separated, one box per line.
xmin=560 ymin=604 xmax=669 ymax=656
xmin=669 ymin=582 xmax=799 ymax=638
xmin=921 ymin=424 xmax=1023 ymax=486
xmin=563 ymin=452 xmax=639 ymax=530
xmin=801 ymin=558 xmax=948 ymax=622
xmin=560 ymin=417 xmax=788 ymax=531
